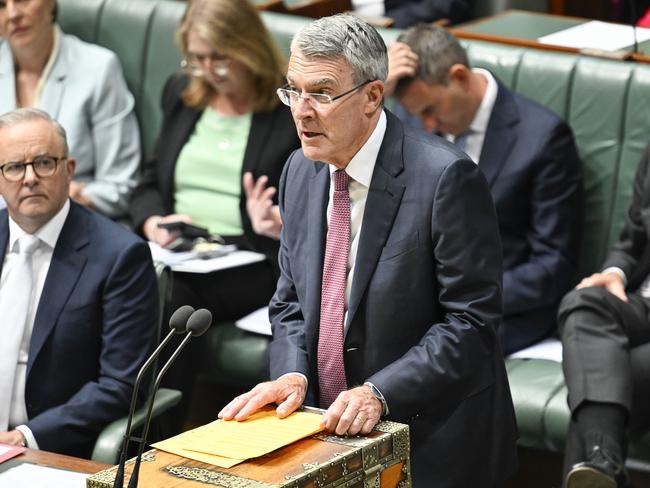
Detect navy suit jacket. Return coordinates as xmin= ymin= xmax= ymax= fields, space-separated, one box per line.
xmin=0 ymin=201 xmax=158 ymax=458
xmin=269 ymin=111 xmax=518 ymax=487
xmin=483 ymin=83 xmax=583 ymax=354
xmin=385 ymin=0 xmax=474 ymax=27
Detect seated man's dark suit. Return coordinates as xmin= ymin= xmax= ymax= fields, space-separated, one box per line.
xmin=0 ymin=201 xmax=158 ymax=458
xmin=559 ymin=142 xmax=650 ymax=466
xmin=485 ymin=82 xmax=583 ymax=354
xmin=385 ymin=0 xmax=474 ymax=27
xmin=269 ymin=111 xmax=518 ymax=487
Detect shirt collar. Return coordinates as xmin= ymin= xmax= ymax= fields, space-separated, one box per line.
xmin=468 ymin=68 xmax=498 ymax=135
xmin=8 ymin=198 xmax=70 ymax=252
xmin=329 ymin=110 xmax=387 ymax=188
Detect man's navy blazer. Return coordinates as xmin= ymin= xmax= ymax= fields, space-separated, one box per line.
xmin=483 ymin=83 xmax=583 ymax=354
xmin=0 ymin=201 xmax=158 ymax=458
xmin=268 ymin=111 xmax=518 ymax=487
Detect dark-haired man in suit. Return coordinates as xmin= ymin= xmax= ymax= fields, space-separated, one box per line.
xmin=219 ymin=14 xmax=517 ymax=487
xmin=0 ymin=108 xmax=157 ymax=457
xmin=388 ymin=24 xmax=583 ymax=355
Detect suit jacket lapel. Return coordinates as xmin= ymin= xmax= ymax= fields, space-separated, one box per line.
xmin=242 ymin=111 xmax=273 ymax=175
xmin=346 ymin=112 xmax=405 ymax=329
xmin=478 ymin=82 xmax=519 ymax=187
xmin=305 ymin=162 xmax=330 ymax=356
xmin=38 ymin=34 xmax=67 ymax=118
xmin=27 ymin=203 xmax=89 ymax=376
xmin=0 ymin=42 xmax=17 ymax=114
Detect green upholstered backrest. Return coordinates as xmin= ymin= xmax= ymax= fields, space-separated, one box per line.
xmin=465 ymin=41 xmax=650 ymax=278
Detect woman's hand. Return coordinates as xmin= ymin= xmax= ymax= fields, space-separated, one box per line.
xmin=143 ymin=214 xmax=193 ymax=247
xmin=243 ymin=172 xmax=282 ymax=240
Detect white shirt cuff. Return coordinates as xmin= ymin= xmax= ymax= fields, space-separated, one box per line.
xmin=15 ymin=425 xmax=39 ymax=450
xmin=602 ymin=267 xmax=627 ymax=286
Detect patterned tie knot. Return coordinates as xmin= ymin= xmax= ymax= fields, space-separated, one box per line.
xmin=333 ymin=170 xmax=350 ymax=192
xmin=17 ymin=234 xmax=40 ymax=256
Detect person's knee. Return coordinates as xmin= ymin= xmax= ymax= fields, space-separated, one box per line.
xmin=558 ymin=286 xmax=611 ymax=336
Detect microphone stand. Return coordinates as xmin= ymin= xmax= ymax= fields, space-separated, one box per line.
xmin=126 ymin=309 xmax=212 ymax=488
xmin=112 ymin=305 xmax=194 ymax=488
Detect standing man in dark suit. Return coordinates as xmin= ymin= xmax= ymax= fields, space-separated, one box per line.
xmin=558 ymin=142 xmax=650 ymax=488
xmin=0 ymin=108 xmax=157 ymax=458
xmin=219 ymin=14 xmax=517 ymax=487
xmin=387 ymin=24 xmax=583 ymax=354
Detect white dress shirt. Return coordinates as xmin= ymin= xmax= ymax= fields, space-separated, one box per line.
xmin=3 ymin=199 xmax=70 ymax=447
xmin=327 ymin=111 xmax=387 ymax=333
xmin=281 ymin=112 xmax=387 ymax=405
xmin=448 ymin=68 xmax=498 ymax=164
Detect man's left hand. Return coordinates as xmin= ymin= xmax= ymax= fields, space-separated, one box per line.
xmin=0 ymin=429 xmax=26 ymax=447
xmin=322 ymin=385 xmax=382 ymax=436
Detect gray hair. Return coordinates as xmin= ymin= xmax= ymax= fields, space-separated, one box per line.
xmin=397 ymin=24 xmax=469 ymax=87
xmin=0 ymin=108 xmax=69 ymax=156
xmin=290 ymin=14 xmax=388 ymax=84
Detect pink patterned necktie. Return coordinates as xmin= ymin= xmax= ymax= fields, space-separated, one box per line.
xmin=318 ymin=169 xmax=351 ymax=408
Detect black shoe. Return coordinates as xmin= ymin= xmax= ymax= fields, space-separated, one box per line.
xmin=566 ymin=446 xmax=630 ymax=488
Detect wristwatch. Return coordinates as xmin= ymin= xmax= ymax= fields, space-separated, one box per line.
xmin=364 ymin=381 xmax=389 ymax=417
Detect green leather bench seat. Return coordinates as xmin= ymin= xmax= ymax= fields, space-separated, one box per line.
xmin=55 ymin=0 xmax=650 ymax=466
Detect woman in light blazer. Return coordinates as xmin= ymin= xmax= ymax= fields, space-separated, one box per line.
xmin=0 ymin=0 xmax=140 ymax=219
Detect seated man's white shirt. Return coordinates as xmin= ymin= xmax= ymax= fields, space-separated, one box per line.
xmin=448 ymin=68 xmax=498 ymax=164
xmin=2 ymin=199 xmax=70 ymax=448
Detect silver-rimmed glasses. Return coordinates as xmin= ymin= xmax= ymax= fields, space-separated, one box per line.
xmin=0 ymin=156 xmax=65 ymax=182
xmin=277 ymin=80 xmax=373 ymax=110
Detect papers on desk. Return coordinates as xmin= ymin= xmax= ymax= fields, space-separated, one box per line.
xmin=538 ymin=21 xmax=650 ymax=52
xmin=508 ymin=337 xmax=563 ymax=363
xmin=0 ymin=444 xmax=25 ymax=463
xmin=152 ymin=406 xmax=324 ymax=468
xmin=0 ymin=463 xmax=88 ymax=487
xmin=148 ymin=242 xmax=266 ymax=273
xmin=235 ymin=306 xmax=272 ymax=336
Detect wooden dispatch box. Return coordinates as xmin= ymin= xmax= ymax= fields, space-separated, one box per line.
xmin=87 ymin=419 xmax=410 ymax=488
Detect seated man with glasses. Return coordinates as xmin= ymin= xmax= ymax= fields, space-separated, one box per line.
xmin=0 ymin=108 xmax=157 ymax=458
xmin=219 ymin=14 xmax=517 ymax=487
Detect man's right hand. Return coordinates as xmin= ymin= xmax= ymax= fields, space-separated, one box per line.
xmin=385 ymin=42 xmax=419 ymax=97
xmin=576 ymin=271 xmax=628 ymax=302
xmin=143 ymin=213 xmax=193 ymax=247
xmin=218 ymin=374 xmax=307 ymax=421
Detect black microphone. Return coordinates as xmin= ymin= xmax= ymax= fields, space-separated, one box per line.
xmin=112 ymin=305 xmax=194 ymax=488
xmin=126 ymin=308 xmax=212 ymax=488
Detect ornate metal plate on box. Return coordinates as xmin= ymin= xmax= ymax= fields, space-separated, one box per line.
xmin=87 ymin=419 xmax=410 ymax=488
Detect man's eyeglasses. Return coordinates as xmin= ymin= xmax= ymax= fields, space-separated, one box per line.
xmin=277 ymin=80 xmax=374 ymax=110
xmin=181 ymin=52 xmax=230 ymax=77
xmin=0 ymin=156 xmax=65 ymax=182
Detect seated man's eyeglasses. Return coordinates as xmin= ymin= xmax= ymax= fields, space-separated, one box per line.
xmin=0 ymin=156 xmax=65 ymax=182
xmin=277 ymin=80 xmax=374 ymax=110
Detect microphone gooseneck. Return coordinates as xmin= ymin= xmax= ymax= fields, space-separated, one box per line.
xmin=112 ymin=305 xmax=195 ymax=488
xmin=126 ymin=308 xmax=212 ymax=488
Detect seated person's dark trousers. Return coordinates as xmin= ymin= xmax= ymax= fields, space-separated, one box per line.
xmin=558 ymin=285 xmax=650 ymax=474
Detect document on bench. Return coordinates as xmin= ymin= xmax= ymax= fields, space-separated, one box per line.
xmin=235 ymin=306 xmax=272 ymax=336
xmin=0 ymin=463 xmax=88 ymax=487
xmin=538 ymin=21 xmax=650 ymax=52
xmin=149 ymin=242 xmax=266 ymax=273
xmin=152 ymin=406 xmax=324 ymax=468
